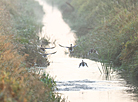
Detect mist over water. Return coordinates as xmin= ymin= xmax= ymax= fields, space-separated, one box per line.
xmin=36 ymin=0 xmax=137 ymax=102
xmin=37 ymin=0 xmax=76 ymax=59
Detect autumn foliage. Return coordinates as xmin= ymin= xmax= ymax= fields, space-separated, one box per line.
xmin=0 ymin=0 xmax=65 ymax=102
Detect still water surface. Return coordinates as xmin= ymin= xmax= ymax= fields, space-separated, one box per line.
xmin=36 ymin=0 xmax=137 ymax=102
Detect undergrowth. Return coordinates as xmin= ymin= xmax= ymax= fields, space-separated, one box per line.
xmin=0 ymin=0 xmax=66 ymax=101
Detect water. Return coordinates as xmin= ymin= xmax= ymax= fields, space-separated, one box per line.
xmin=36 ymin=0 xmax=137 ymax=101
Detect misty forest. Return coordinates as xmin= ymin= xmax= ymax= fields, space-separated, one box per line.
xmin=1 ymin=0 xmax=138 ymax=102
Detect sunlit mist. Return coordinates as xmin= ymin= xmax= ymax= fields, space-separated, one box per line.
xmin=36 ymin=0 xmax=137 ymax=102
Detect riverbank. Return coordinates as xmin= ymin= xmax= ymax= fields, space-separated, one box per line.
xmin=36 ymin=1 xmax=138 ymax=101
xmin=0 ymin=0 xmax=65 ymax=101
xmin=45 ymin=0 xmax=138 ymax=80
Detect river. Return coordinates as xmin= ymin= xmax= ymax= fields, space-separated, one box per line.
xmin=36 ymin=0 xmax=137 ymax=102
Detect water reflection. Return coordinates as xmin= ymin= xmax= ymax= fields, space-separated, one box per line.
xmin=36 ymin=0 xmax=137 ymax=102
xmin=56 ymin=79 xmax=126 ymax=91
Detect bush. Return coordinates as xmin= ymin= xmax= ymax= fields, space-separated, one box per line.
xmin=0 ymin=0 xmax=65 ymax=101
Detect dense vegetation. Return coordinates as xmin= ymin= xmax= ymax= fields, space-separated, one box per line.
xmin=0 ymin=0 xmax=65 ymax=101
xmin=45 ymin=0 xmax=138 ymax=78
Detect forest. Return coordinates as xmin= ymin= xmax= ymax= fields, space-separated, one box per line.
xmin=45 ymin=0 xmax=138 ymax=79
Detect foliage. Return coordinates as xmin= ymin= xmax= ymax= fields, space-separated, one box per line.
xmin=1 ymin=0 xmax=50 ymax=67
xmin=0 ymin=0 xmax=65 ymax=102
xmin=46 ymin=0 xmax=138 ymax=77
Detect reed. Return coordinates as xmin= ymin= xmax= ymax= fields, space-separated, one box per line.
xmin=49 ymin=0 xmax=138 ymax=78
xmin=96 ymin=49 xmax=114 ymax=76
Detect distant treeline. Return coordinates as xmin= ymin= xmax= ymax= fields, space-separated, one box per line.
xmin=45 ymin=0 xmax=138 ymax=78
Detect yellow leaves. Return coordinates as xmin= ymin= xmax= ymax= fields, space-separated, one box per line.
xmin=3 ymin=50 xmax=13 ymax=61
xmin=0 ymin=0 xmax=64 ymax=102
xmin=0 ymin=72 xmax=19 ymax=101
xmin=24 ymin=98 xmax=27 ymax=102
